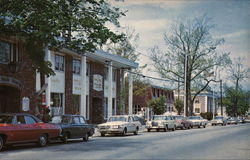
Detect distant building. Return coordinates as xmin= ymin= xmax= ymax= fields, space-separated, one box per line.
xmin=0 ymin=37 xmax=138 ymax=124
xmin=133 ymin=84 xmax=174 ymax=119
xmin=174 ymin=90 xmax=221 ymax=116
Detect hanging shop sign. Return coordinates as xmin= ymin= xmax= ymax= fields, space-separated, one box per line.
xmin=22 ymin=97 xmax=30 ymax=111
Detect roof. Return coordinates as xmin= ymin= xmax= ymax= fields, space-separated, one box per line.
xmin=60 ymin=48 xmax=138 ymax=69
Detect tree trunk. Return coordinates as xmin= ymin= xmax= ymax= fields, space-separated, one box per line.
xmin=234 ymin=78 xmax=239 ymax=117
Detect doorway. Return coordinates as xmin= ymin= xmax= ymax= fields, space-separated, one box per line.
xmin=0 ymin=85 xmax=20 ymax=113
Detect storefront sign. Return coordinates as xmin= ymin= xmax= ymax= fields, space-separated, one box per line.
xmin=93 ymin=74 xmax=103 ymax=91
xmin=22 ymin=97 xmax=30 ymax=111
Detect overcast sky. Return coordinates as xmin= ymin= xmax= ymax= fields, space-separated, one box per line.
xmin=109 ymin=0 xmax=250 ymax=90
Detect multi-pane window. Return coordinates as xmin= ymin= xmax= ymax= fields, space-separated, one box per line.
xmin=73 ymin=59 xmax=81 ymax=74
xmin=0 ymin=41 xmax=11 ymax=63
xmin=195 ymin=108 xmax=200 ymax=113
xmin=73 ymin=94 xmax=80 ymax=114
xmin=55 ymin=55 xmax=64 ymax=71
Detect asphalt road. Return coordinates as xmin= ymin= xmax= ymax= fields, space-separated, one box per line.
xmin=1 ymin=123 xmax=250 ymax=160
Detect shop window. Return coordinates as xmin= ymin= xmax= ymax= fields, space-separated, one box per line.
xmin=72 ymin=59 xmax=81 ymax=74
xmin=51 ymin=93 xmax=64 ymax=115
xmin=73 ymin=94 xmax=80 ymax=114
xmin=195 ymin=108 xmax=200 ymax=113
xmin=55 ymin=55 xmax=64 ymax=71
xmin=103 ymin=97 xmax=108 ymax=119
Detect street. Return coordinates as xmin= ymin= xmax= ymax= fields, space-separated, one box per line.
xmin=0 ymin=123 xmax=249 ymax=160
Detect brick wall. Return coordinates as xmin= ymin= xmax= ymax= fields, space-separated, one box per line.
xmin=0 ymin=40 xmax=36 ymax=114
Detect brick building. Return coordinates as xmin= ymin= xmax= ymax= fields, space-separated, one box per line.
xmin=0 ymin=38 xmax=138 ymax=124
xmin=133 ymin=85 xmax=174 ymax=119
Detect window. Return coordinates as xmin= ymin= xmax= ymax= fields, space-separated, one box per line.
xmin=73 ymin=59 xmax=81 ymax=74
xmin=55 ymin=55 xmax=64 ymax=71
xmin=73 ymin=117 xmax=80 ymax=124
xmin=112 ymin=69 xmax=116 ymax=82
xmin=51 ymin=93 xmax=64 ymax=115
xmin=86 ymin=62 xmax=90 ymax=76
xmin=103 ymin=97 xmax=108 ymax=119
xmin=0 ymin=41 xmax=11 ymax=63
xmin=73 ymin=95 xmax=80 ymax=114
xmin=195 ymin=108 xmax=200 ymax=113
xmin=86 ymin=95 xmax=89 ymax=120
xmin=25 ymin=116 xmax=36 ymax=124
xmin=195 ymin=100 xmax=200 ymax=103
xmin=80 ymin=117 xmax=86 ymax=124
xmin=112 ymin=98 xmax=116 ymax=115
xmin=17 ymin=116 xmax=25 ymax=124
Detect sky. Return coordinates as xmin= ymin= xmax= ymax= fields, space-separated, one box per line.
xmin=108 ymin=0 xmax=250 ymax=90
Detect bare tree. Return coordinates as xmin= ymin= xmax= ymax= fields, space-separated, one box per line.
xmin=150 ymin=16 xmax=230 ymax=116
xmin=228 ymin=57 xmax=250 ymax=116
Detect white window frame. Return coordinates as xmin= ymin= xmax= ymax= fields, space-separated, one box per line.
xmin=72 ymin=59 xmax=81 ymax=75
xmin=55 ymin=54 xmax=65 ymax=72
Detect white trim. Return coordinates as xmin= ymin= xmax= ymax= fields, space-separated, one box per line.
xmin=128 ymin=69 xmax=133 ymax=115
xmin=108 ymin=61 xmax=113 ymax=118
xmin=80 ymin=55 xmax=87 ymax=119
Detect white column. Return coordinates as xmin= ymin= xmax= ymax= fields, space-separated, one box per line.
xmin=108 ymin=61 xmax=113 ymax=118
xmin=35 ymin=71 xmax=41 ymax=92
xmin=80 ymin=55 xmax=87 ymax=118
xmin=45 ymin=48 xmax=51 ymax=110
xmin=128 ymin=69 xmax=133 ymax=115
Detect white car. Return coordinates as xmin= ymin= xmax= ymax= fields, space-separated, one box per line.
xmin=146 ymin=115 xmax=176 ymax=132
xmin=187 ymin=116 xmax=207 ymax=128
xmin=97 ymin=115 xmax=141 ymax=136
xmin=211 ymin=116 xmax=227 ymax=126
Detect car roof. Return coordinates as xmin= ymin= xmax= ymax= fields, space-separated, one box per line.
xmin=0 ymin=113 xmax=34 ymax=116
xmin=53 ymin=114 xmax=82 ymax=117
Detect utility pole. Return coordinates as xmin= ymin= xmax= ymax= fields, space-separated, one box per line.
xmin=184 ymin=53 xmax=188 ymax=117
xmin=220 ymin=79 xmax=223 ymax=116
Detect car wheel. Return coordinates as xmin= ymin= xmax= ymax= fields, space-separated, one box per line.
xmin=203 ymin=125 xmax=206 ymax=128
xmin=38 ymin=134 xmax=48 ymax=147
xmin=147 ymin=129 xmax=151 ymax=132
xmin=198 ymin=124 xmax=201 ymax=128
xmin=61 ymin=133 xmax=69 ymax=144
xmin=134 ymin=127 xmax=139 ymax=135
xmin=0 ymin=136 xmax=4 ymax=151
xmin=101 ymin=133 xmax=105 ymax=137
xmin=172 ymin=126 xmax=175 ymax=131
xmin=122 ymin=128 xmax=127 ymax=136
xmin=83 ymin=133 xmax=89 ymax=142
xmin=156 ymin=128 xmax=160 ymax=132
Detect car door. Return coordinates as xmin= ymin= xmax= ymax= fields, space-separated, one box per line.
xmin=72 ymin=116 xmax=81 ymax=138
xmin=24 ymin=115 xmax=41 ymax=141
xmin=79 ymin=116 xmax=87 ymax=136
xmin=13 ymin=115 xmax=31 ymax=142
xmin=128 ymin=116 xmax=135 ymax=132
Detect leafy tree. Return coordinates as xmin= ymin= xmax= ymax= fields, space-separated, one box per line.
xmin=148 ymin=96 xmax=166 ymax=115
xmin=223 ymin=87 xmax=250 ymax=116
xmin=227 ymin=57 xmax=250 ymax=115
xmin=0 ymin=0 xmax=125 ymax=76
xmin=174 ymin=99 xmax=184 ymax=115
xmin=150 ymin=15 xmax=230 ymax=116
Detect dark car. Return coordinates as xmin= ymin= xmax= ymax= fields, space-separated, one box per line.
xmin=0 ymin=113 xmax=61 ymax=151
xmin=51 ymin=115 xmax=95 ymax=143
xmin=172 ymin=115 xmax=192 ymax=129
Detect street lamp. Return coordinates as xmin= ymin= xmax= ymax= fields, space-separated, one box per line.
xmin=184 ymin=53 xmax=188 ymax=117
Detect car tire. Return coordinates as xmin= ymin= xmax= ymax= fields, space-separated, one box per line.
xmin=122 ymin=128 xmax=127 ymax=136
xmin=101 ymin=133 xmax=105 ymax=137
xmin=203 ymin=125 xmax=206 ymax=128
xmin=83 ymin=133 xmax=89 ymax=142
xmin=198 ymin=124 xmax=201 ymax=128
xmin=147 ymin=129 xmax=151 ymax=132
xmin=61 ymin=133 xmax=69 ymax=144
xmin=0 ymin=136 xmax=4 ymax=151
xmin=134 ymin=127 xmax=139 ymax=135
xmin=38 ymin=134 xmax=48 ymax=147
xmin=156 ymin=128 xmax=160 ymax=132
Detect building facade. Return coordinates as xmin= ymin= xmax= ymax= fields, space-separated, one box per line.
xmin=0 ymin=38 xmax=138 ymax=124
xmin=133 ymin=85 xmax=175 ymax=119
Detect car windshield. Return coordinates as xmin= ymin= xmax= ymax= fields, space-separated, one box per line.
xmin=173 ymin=116 xmax=183 ymax=120
xmin=52 ymin=116 xmax=71 ymax=123
xmin=0 ymin=115 xmax=14 ymax=124
xmin=108 ymin=116 xmax=127 ymax=122
xmin=188 ymin=116 xmax=199 ymax=120
xmin=215 ymin=117 xmax=223 ymax=120
xmin=153 ymin=116 xmax=166 ymax=120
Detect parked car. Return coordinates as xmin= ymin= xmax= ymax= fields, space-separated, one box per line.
xmin=51 ymin=115 xmax=95 ymax=143
xmin=211 ymin=116 xmax=227 ymax=126
xmin=227 ymin=117 xmax=238 ymax=125
xmin=172 ymin=115 xmax=192 ymax=129
xmin=146 ymin=115 xmax=176 ymax=132
xmin=187 ymin=116 xmax=208 ymax=128
xmin=97 ymin=115 xmax=141 ymax=136
xmin=0 ymin=113 xmax=61 ymax=151
xmin=237 ymin=117 xmax=244 ymax=123
xmin=242 ymin=118 xmax=250 ymax=123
